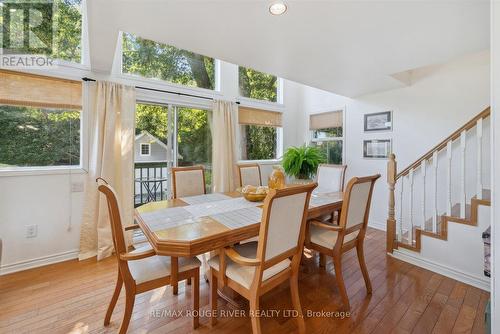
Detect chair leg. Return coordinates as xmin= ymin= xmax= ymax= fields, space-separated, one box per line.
xmin=333 ymin=254 xmax=350 ymax=310
xmin=319 ymin=253 xmax=326 ymax=268
xmin=104 ymin=271 xmax=123 ymax=326
xmin=249 ymin=294 xmax=262 ymax=334
xmin=210 ymin=268 xmax=218 ymax=327
xmin=357 ymin=242 xmax=372 ymax=294
xmin=119 ymin=287 xmax=135 ymax=334
xmin=290 ymin=275 xmax=306 ymax=334
xmin=192 ymin=270 xmax=200 ymax=329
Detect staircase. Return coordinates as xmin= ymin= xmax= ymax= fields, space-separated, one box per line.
xmin=386 ymin=107 xmax=491 ymax=290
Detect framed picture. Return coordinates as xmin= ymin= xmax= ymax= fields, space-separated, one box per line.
xmin=363 ymin=139 xmax=392 ymax=159
xmin=364 ymin=111 xmax=392 ymax=132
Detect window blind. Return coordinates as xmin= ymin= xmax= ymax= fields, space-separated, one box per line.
xmin=238 ymin=106 xmax=282 ymax=127
xmin=0 ymin=70 xmax=82 ymax=109
xmin=309 ymin=110 xmax=343 ymax=130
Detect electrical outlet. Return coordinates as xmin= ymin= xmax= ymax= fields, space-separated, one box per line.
xmin=71 ymin=182 xmax=84 ymax=193
xmin=25 ymin=224 xmax=37 ymax=238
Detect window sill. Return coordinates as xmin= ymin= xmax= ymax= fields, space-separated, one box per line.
xmin=0 ymin=166 xmax=87 ymax=178
xmin=237 ymin=159 xmax=282 ymax=165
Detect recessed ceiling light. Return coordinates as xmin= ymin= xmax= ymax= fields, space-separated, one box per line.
xmin=269 ymin=1 xmax=287 ymax=16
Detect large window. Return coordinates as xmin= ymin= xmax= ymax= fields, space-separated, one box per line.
xmin=239 ymin=106 xmax=282 ymax=160
xmin=0 ymin=70 xmax=82 ymax=169
xmin=0 ymin=0 xmax=83 ymax=63
xmin=122 ymin=33 xmax=215 ymax=90
xmin=133 ymin=103 xmax=212 ymax=206
xmin=310 ymin=110 xmax=344 ymax=164
xmin=239 ymin=67 xmax=278 ymax=102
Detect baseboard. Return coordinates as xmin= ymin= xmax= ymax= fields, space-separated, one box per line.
xmin=0 ymin=249 xmax=79 ymax=276
xmin=391 ymin=249 xmax=490 ymax=291
xmin=368 ymin=219 xmax=386 ymax=231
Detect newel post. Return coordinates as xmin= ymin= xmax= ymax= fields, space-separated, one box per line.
xmin=387 ymin=153 xmax=397 ymax=253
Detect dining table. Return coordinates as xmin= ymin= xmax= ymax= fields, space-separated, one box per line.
xmin=134 ymin=188 xmax=343 ymax=305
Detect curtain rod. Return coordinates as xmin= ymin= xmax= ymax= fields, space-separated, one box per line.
xmin=82 ymin=77 xmax=240 ymax=104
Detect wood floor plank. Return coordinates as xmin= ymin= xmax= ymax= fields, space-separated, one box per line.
xmin=0 ymin=228 xmax=489 ymax=334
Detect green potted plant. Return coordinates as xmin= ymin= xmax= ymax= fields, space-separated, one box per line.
xmin=282 ymin=145 xmax=326 ymax=182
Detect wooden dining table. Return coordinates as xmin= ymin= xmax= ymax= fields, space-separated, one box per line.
xmin=134 ymin=189 xmax=343 ymax=300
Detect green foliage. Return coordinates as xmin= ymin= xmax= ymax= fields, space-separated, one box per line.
xmin=123 ymin=33 xmax=215 ymax=90
xmin=177 ymin=107 xmax=211 ymax=166
xmin=239 ymin=67 xmax=277 ymax=102
xmin=314 ymin=141 xmax=343 ymax=164
xmin=0 ymin=105 xmax=80 ymax=167
xmin=0 ymin=0 xmax=82 ymax=63
xmin=282 ymin=145 xmax=326 ymax=179
xmin=243 ymin=125 xmax=277 ymax=160
xmin=135 ymin=104 xmax=168 ymax=143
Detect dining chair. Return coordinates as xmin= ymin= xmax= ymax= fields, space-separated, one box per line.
xmin=237 ymin=163 xmax=262 ymax=187
xmin=315 ymin=164 xmax=347 ymax=224
xmin=97 ymin=180 xmax=201 ymax=333
xmin=209 ymin=183 xmax=317 ymax=334
xmin=305 ymin=174 xmax=380 ymax=310
xmin=171 ymin=165 xmax=206 ymax=198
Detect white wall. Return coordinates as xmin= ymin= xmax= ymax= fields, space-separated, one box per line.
xmin=0 ymin=61 xmax=302 ymax=274
xmin=298 ymin=51 xmax=490 ymax=229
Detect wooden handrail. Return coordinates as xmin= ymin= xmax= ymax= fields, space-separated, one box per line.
xmin=396 ymin=107 xmax=490 ymax=180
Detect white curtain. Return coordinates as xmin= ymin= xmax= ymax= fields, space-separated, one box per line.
xmin=211 ymin=100 xmax=238 ymax=193
xmin=79 ymin=81 xmax=136 ymax=261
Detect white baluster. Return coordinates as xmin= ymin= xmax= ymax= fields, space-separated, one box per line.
xmin=477 ymin=118 xmax=483 ymax=200
xmin=421 ymin=160 xmax=426 ymax=230
xmin=432 ymin=151 xmax=438 ymax=233
xmin=408 ymin=169 xmax=414 ymax=243
xmin=460 ymin=131 xmax=466 ymax=218
xmin=398 ymin=177 xmax=404 ymax=242
xmin=446 ymin=141 xmax=452 ymax=216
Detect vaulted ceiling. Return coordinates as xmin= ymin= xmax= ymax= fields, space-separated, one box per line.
xmin=87 ymin=0 xmax=489 ymax=97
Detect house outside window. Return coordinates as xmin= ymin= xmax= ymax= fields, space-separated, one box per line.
xmin=310 ymin=110 xmax=344 ymax=164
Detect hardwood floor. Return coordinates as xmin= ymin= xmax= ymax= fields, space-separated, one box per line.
xmin=0 ymin=229 xmax=488 ymax=334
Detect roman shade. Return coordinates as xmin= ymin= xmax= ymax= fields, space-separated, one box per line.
xmin=0 ymin=70 xmax=82 ymax=109
xmin=309 ymin=110 xmax=342 ymax=130
xmin=238 ymin=106 xmax=282 ymax=127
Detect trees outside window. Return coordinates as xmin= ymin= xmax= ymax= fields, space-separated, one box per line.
xmin=239 ymin=67 xmax=277 ymax=102
xmin=240 ymin=125 xmax=278 ymax=160
xmin=123 ymin=33 xmax=215 ymax=90
xmin=0 ymin=105 xmax=80 ymax=168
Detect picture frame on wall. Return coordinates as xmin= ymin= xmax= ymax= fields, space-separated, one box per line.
xmin=364 ymin=111 xmax=392 ymax=132
xmin=363 ymin=139 xmax=392 ymax=159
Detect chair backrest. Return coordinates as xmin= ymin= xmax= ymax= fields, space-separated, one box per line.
xmin=338 ymin=174 xmax=380 ymax=237
xmin=256 ymin=183 xmax=317 ymax=267
xmin=97 ymin=182 xmax=128 ymax=258
xmin=172 ymin=166 xmax=206 ymax=198
xmin=316 ymin=164 xmax=347 ymax=193
xmin=237 ymin=163 xmax=262 ymax=187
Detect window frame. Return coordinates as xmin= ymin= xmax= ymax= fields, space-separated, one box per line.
xmin=140 ymin=143 xmax=151 ymax=157
xmin=118 ymin=31 xmax=221 ymax=95
xmin=309 ymin=107 xmax=346 ymax=165
xmin=237 ymin=66 xmax=283 ymax=105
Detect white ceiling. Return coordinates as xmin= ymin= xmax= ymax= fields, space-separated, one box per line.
xmin=87 ymin=0 xmax=490 ymax=97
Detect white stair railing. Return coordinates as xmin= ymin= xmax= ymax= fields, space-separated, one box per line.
xmin=386 ymin=107 xmax=490 ymax=253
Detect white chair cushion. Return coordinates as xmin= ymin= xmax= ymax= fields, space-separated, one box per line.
xmin=128 ymin=247 xmax=201 ymax=284
xmin=309 ymin=224 xmax=358 ymax=249
xmin=208 ymin=242 xmax=291 ymax=289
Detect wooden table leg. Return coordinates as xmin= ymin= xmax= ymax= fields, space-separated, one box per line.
xmin=171 ymin=256 xmax=178 ymax=295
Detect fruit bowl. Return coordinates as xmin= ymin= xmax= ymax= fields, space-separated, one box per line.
xmin=241 ymin=185 xmax=269 ymax=202
xmin=243 ymin=192 xmax=267 ymax=202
